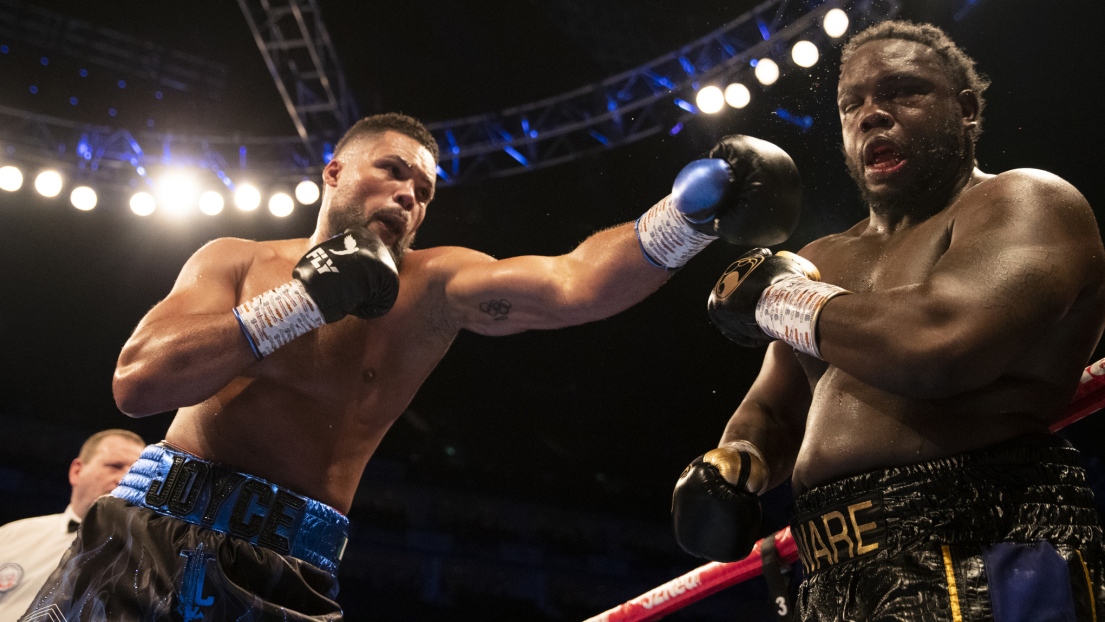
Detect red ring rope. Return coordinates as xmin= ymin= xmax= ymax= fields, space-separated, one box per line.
xmin=586 ymin=357 xmax=1105 ymax=622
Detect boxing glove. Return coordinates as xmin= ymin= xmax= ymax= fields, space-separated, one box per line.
xmin=672 ymin=444 xmax=768 ymax=562
xmin=234 ymin=227 xmax=399 ymax=359
xmin=293 ymin=226 xmax=400 ymax=322
xmin=636 ymin=135 xmax=801 ymax=269
xmin=708 ymin=248 xmax=848 ymax=358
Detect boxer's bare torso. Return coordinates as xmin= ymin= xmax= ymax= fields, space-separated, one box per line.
xmin=788 ymin=168 xmax=1105 ymax=493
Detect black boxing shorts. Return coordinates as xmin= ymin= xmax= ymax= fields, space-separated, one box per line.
xmin=20 ymin=443 xmax=348 ymax=622
xmin=791 ymin=434 xmax=1105 ymax=621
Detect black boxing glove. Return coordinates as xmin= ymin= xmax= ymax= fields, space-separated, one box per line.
xmin=672 ymin=443 xmax=769 ymax=562
xmin=233 ymin=227 xmax=399 ymax=359
xmin=635 ymin=135 xmax=801 ymax=269
xmin=707 ymin=248 xmax=848 ymax=358
xmin=294 ymin=226 xmax=400 ymax=322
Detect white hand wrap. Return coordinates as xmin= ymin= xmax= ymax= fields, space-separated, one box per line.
xmin=635 ymin=196 xmax=718 ymax=269
xmin=233 ymin=280 xmax=326 ymax=359
xmin=755 ymin=275 xmax=848 ymax=359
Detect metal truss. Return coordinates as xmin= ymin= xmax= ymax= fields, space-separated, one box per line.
xmin=428 ymin=0 xmax=901 ymax=186
xmin=0 ymin=0 xmax=228 ymax=98
xmin=0 ymin=0 xmax=898 ymax=192
xmin=236 ymin=0 xmax=359 ymax=165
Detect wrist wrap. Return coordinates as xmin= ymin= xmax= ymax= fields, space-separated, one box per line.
xmin=755 ymin=275 xmax=848 ymax=359
xmin=635 ymin=196 xmax=718 ymax=269
xmin=233 ymin=280 xmax=326 ymax=359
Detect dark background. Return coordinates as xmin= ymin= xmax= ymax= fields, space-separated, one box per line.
xmin=2 ymin=0 xmax=1103 ymax=619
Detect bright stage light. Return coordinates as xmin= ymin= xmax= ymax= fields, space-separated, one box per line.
xmin=35 ymin=170 xmax=63 ymax=197
xmin=199 ymin=191 xmax=224 ymax=216
xmin=791 ymin=40 xmax=820 ymax=68
xmin=754 ymin=58 xmax=780 ymax=85
xmin=0 ymin=165 xmax=22 ymax=191
xmin=725 ymin=83 xmax=751 ymax=109
xmin=695 ymin=86 xmax=725 ymax=114
xmin=235 ymin=184 xmax=261 ymax=211
xmin=295 ymin=180 xmax=320 ymax=204
xmin=158 ymin=172 xmax=198 ymax=216
xmin=70 ymin=186 xmax=97 ymax=210
xmin=130 ymin=191 xmax=156 ymax=216
xmin=269 ymin=193 xmax=294 ymax=217
xmin=824 ymin=9 xmax=849 ymax=38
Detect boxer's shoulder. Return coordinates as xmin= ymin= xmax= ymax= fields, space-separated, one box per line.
xmin=957 ymin=168 xmax=1090 ymax=217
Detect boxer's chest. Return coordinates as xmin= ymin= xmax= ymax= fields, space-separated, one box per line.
xmin=816 ymin=216 xmax=954 ymax=293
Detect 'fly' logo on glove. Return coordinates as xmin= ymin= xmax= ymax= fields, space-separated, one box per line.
xmin=306 ymin=248 xmax=338 ymax=273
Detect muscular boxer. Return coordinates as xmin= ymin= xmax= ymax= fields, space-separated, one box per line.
xmin=673 ymin=21 xmax=1105 ymax=620
xmin=22 ymin=114 xmax=801 ymax=621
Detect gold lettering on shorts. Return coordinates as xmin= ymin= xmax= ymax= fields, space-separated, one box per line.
xmin=848 ymin=500 xmax=880 ymax=555
xmin=806 ymin=520 xmax=834 ymax=569
xmin=822 ymin=511 xmax=854 ymax=562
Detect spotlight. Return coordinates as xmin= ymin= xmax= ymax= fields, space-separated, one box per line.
xmin=695 ymin=86 xmax=725 ymax=114
xmin=295 ymin=180 xmax=320 ymax=204
xmin=0 ymin=165 xmax=22 ymax=191
xmin=198 ymin=191 xmax=225 ymax=216
xmin=235 ymin=184 xmax=261 ymax=211
xmin=158 ymin=172 xmax=199 ymax=216
xmin=754 ymin=59 xmax=780 ymax=86
xmin=70 ymin=186 xmax=97 ymax=211
xmin=824 ymin=9 xmax=849 ymax=38
xmin=34 ymin=170 xmax=63 ymax=197
xmin=791 ymin=40 xmax=820 ymax=68
xmin=130 ymin=191 xmax=156 ymax=216
xmin=269 ymin=193 xmax=294 ymax=217
xmin=724 ymin=83 xmax=752 ymax=109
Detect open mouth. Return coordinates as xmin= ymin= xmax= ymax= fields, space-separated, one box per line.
xmin=864 ymin=139 xmax=906 ymax=175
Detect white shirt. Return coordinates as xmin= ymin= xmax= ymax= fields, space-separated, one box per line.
xmin=0 ymin=507 xmax=81 ymax=622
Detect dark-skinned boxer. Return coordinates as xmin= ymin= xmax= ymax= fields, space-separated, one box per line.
xmin=22 ymin=113 xmax=802 ymax=621
xmin=673 ymin=21 xmax=1105 ymax=621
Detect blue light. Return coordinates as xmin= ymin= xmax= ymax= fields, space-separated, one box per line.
xmin=528 ymin=130 xmax=538 ymax=139
xmin=503 ymin=146 xmax=529 ymax=166
xmin=108 ymin=108 xmax=117 ymax=117
xmin=589 ymin=130 xmax=609 ymax=146
xmin=678 ymin=57 xmax=696 ymax=76
xmin=29 ymin=85 xmax=38 ymax=94
xmin=322 ymin=142 xmax=334 ymax=163
xmin=146 ymin=119 xmax=155 ymax=128
xmin=40 ymin=56 xmax=48 ymax=66
xmin=756 ymin=18 xmax=771 ymax=41
xmin=606 ymin=97 xmax=617 ymax=112
xmin=669 ymin=123 xmax=684 ymax=136
xmin=496 ymin=127 xmax=512 ymax=142
xmin=79 ymin=68 xmax=88 ymax=77
xmin=77 ymin=137 xmax=92 ymax=160
xmin=451 ymin=146 xmax=460 ymax=155
xmin=154 ymin=91 xmax=163 ymax=99
xmin=117 ymin=80 xmax=126 ymax=89
xmin=0 ymin=45 xmax=8 ymax=54
xmin=774 ymin=107 xmax=814 ymax=132
xmin=750 ymin=58 xmax=759 ymax=67
xmin=435 ymin=165 xmax=450 ymax=182
xmin=136 ymin=166 xmax=146 ymax=176
xmin=521 ymin=118 xmax=531 ymax=132
xmin=673 ymin=98 xmax=697 ymax=114
xmin=69 ymin=96 xmax=78 ymax=105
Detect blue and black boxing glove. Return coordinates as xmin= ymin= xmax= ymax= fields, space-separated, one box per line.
xmin=636 ymin=135 xmax=802 ymax=269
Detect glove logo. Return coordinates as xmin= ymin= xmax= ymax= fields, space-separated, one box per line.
xmin=713 ymin=253 xmax=765 ymax=300
xmin=329 ymin=234 xmax=360 ymax=256
xmin=306 ymin=248 xmax=338 ymax=273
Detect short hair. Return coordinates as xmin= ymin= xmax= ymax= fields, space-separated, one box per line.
xmin=333 ymin=112 xmax=440 ymax=162
xmin=77 ymin=429 xmax=145 ymax=463
xmin=841 ymin=20 xmax=990 ymax=143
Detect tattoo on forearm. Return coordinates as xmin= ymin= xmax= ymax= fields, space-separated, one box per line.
xmin=480 ymin=299 xmax=512 ymax=320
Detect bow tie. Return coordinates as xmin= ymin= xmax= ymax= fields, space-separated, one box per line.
xmin=68 ymin=520 xmax=80 ymax=533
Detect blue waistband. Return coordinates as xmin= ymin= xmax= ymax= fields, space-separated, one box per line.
xmin=112 ymin=444 xmax=348 ymax=574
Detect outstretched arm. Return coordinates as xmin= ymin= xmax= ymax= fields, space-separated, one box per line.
xmin=113 ymin=238 xmax=260 ymax=416
xmin=443 ymin=220 xmax=670 ymax=336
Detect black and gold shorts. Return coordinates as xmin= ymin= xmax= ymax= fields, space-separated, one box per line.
xmin=792 ymin=435 xmax=1105 ymax=621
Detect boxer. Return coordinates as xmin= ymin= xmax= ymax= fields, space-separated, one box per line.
xmin=22 ymin=114 xmax=801 ymax=621
xmin=674 ymin=21 xmax=1105 ymax=620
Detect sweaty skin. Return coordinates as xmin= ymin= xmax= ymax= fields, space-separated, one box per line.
xmin=113 ymin=130 xmax=671 ymax=513
xmin=721 ymin=39 xmax=1105 ymax=494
